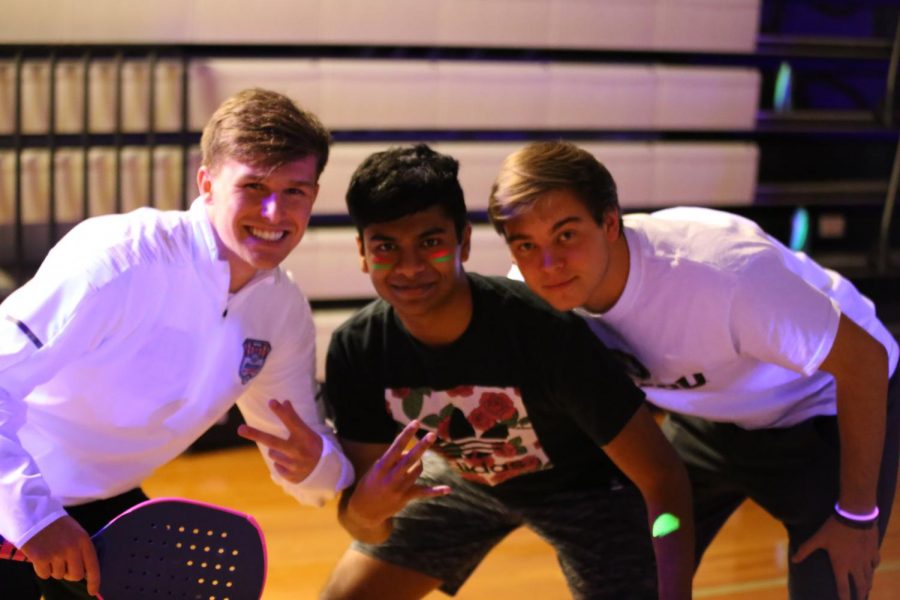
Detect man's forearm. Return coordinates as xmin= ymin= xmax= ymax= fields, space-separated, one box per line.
xmin=645 ymin=476 xmax=695 ymax=600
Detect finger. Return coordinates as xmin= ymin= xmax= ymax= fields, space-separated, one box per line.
xmin=397 ymin=432 xmax=438 ymax=473
xmin=273 ymin=463 xmax=294 ymax=480
xmin=408 ymin=484 xmax=452 ymax=501
xmin=63 ymin=558 xmax=85 ymax=582
xmin=852 ymin=566 xmax=874 ymax=600
xmin=237 ymin=424 xmax=287 ymax=449
xmin=270 ymin=400 xmax=314 ymax=435
xmin=397 ymin=458 xmax=425 ymax=485
xmin=791 ymin=538 xmax=816 ymax=564
xmin=268 ymin=447 xmax=296 ymax=466
xmin=82 ymin=542 xmax=101 ymax=597
xmin=32 ymin=561 xmax=52 ymax=580
xmin=835 ymin=569 xmax=850 ymax=600
xmin=380 ymin=421 xmax=421 ymax=468
xmin=50 ymin=556 xmax=67 ymax=579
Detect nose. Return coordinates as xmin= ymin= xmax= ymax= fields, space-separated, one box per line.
xmin=393 ymin=250 xmax=426 ymax=277
xmin=540 ymin=247 xmax=562 ymax=271
xmin=260 ymin=193 xmax=282 ymax=221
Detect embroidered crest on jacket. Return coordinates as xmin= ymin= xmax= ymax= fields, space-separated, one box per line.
xmin=239 ymin=339 xmax=271 ymax=384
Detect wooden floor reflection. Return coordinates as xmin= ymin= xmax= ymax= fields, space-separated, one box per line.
xmin=145 ymin=446 xmax=900 ymax=599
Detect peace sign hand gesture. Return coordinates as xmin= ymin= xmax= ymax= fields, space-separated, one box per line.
xmin=344 ymin=420 xmax=451 ymax=541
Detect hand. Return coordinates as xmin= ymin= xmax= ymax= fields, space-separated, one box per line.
xmin=237 ymin=399 xmax=324 ymax=483
xmin=21 ymin=515 xmax=101 ymax=597
xmin=347 ymin=420 xmax=451 ymax=530
xmin=792 ymin=515 xmax=880 ymax=600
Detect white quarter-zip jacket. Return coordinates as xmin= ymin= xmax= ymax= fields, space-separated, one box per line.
xmin=0 ymin=198 xmax=354 ymax=547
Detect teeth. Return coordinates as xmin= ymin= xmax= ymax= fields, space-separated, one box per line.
xmin=249 ymin=227 xmax=285 ymax=242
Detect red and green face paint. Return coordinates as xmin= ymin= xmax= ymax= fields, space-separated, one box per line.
xmin=427 ymin=249 xmax=452 ymax=264
xmin=370 ymin=256 xmax=396 ymax=270
xmin=369 ymin=249 xmax=453 ymax=270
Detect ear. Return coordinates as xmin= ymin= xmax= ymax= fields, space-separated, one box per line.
xmin=356 ymin=236 xmax=369 ymax=274
xmin=459 ymin=223 xmax=472 ymax=263
xmin=197 ymin=165 xmax=213 ymax=200
xmin=602 ymin=210 xmax=621 ymax=241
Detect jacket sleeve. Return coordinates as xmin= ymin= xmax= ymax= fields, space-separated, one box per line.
xmin=236 ymin=288 xmax=353 ymax=506
xmin=0 ymin=261 xmax=126 ymax=546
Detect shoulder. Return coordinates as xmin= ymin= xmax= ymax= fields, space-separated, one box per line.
xmin=332 ymin=299 xmax=392 ymax=344
xmin=627 ymin=207 xmax=787 ymax=277
xmin=48 ymin=208 xmax=195 ymax=284
xmin=468 ymin=273 xmax=595 ymax=336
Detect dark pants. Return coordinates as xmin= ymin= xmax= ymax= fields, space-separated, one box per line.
xmin=0 ymin=488 xmax=148 ymax=600
xmin=662 ymin=374 xmax=900 ymax=600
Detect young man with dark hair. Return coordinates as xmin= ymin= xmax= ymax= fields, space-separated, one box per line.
xmin=319 ymin=143 xmax=694 ymax=600
xmin=0 ymin=88 xmax=354 ymax=599
xmin=488 ymin=140 xmax=900 ymax=600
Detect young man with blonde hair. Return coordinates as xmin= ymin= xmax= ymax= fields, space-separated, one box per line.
xmin=489 ymin=140 xmax=900 ymax=600
xmin=0 ymin=88 xmax=354 ymax=599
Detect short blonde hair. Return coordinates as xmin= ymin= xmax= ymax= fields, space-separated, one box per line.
xmin=488 ymin=141 xmax=619 ymax=235
xmin=200 ymin=88 xmax=331 ymax=176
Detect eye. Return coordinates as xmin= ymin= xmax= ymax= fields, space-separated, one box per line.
xmin=421 ymin=238 xmax=442 ymax=249
xmin=558 ymin=229 xmax=577 ymax=243
xmin=285 ymin=186 xmax=311 ymax=197
xmin=242 ymin=182 xmax=265 ymax=192
xmin=513 ymin=241 xmax=534 ymax=254
xmin=373 ymin=242 xmax=397 ymax=253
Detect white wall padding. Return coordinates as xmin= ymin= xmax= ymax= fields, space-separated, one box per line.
xmin=651 ymin=143 xmax=759 ymax=206
xmin=312 ymin=140 xmax=757 ymax=217
xmin=4 ymin=0 xmax=761 ymax=53
xmin=184 ymin=59 xmax=759 ymax=132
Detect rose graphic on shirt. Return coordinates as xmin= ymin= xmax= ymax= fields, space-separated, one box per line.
xmin=385 ymin=385 xmax=550 ymax=486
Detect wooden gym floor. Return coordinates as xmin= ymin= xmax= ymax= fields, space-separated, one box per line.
xmin=145 ymin=446 xmax=900 ymax=599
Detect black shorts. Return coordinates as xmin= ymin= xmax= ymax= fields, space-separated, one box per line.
xmin=352 ymin=454 xmax=658 ymax=599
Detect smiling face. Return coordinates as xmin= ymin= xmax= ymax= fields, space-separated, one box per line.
xmin=199 ymin=156 xmax=319 ymax=292
xmin=502 ymin=188 xmax=627 ymax=313
xmin=358 ymin=205 xmax=472 ymax=334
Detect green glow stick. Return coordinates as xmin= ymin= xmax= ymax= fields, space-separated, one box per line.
xmin=652 ymin=513 xmax=681 ymax=538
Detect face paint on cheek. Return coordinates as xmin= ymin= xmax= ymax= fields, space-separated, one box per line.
xmin=428 ymin=249 xmax=452 ymax=264
xmin=370 ymin=256 xmax=396 ymax=270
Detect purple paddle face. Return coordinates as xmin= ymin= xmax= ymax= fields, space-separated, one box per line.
xmin=94 ymin=498 xmax=267 ymax=600
xmin=2 ymin=498 xmax=267 ymax=600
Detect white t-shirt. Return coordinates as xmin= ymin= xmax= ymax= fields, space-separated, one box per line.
xmin=519 ymin=207 xmax=898 ymax=429
xmin=0 ymin=199 xmax=353 ymax=547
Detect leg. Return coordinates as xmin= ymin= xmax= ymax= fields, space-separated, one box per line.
xmin=525 ymin=482 xmax=657 ymax=600
xmin=662 ymin=414 xmax=747 ymax=567
xmin=320 ymin=548 xmax=442 ymax=600
xmin=783 ymin=373 xmax=900 ymax=599
xmin=320 ymin=454 xmax=519 ymax=599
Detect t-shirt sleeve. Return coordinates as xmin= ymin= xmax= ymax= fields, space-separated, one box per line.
xmin=729 ymin=255 xmax=840 ymax=376
xmin=324 ymin=324 xmax=399 ymax=444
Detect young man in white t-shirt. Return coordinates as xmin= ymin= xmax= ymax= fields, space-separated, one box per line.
xmin=488 ymin=140 xmax=900 ymax=600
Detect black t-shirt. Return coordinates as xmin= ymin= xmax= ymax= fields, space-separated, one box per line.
xmin=325 ymin=274 xmax=645 ymax=498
